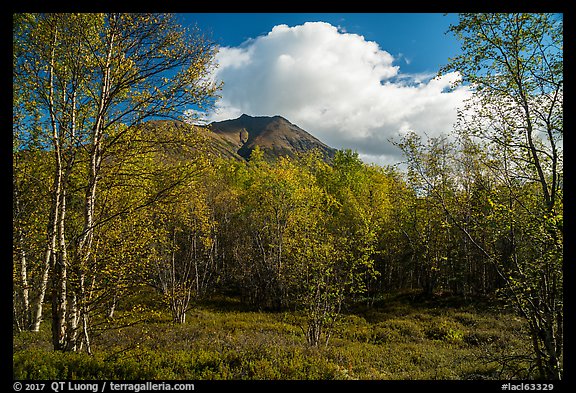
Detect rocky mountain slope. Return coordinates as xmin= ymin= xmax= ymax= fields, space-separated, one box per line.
xmin=208 ymin=114 xmax=336 ymax=161
xmin=138 ymin=114 xmax=337 ymax=162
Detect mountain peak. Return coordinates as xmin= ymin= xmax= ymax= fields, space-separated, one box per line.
xmin=208 ymin=114 xmax=335 ymax=162
xmin=238 ymin=113 xmax=283 ymax=120
xmin=235 ymin=113 xmax=289 ymax=125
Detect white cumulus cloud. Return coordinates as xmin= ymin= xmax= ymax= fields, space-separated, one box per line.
xmin=208 ymin=21 xmax=471 ymax=166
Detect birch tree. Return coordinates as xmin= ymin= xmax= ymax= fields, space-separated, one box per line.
xmin=13 ymin=13 xmax=220 ymax=352
xmin=439 ymin=13 xmax=563 ymax=379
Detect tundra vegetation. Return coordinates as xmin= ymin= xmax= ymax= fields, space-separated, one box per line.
xmin=13 ymin=13 xmax=562 ymax=380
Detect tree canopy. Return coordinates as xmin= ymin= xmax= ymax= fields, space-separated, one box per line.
xmin=13 ymin=12 xmax=563 ymax=380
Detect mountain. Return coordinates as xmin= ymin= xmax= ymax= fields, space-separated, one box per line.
xmin=207 ymin=114 xmax=337 ymax=162
xmin=136 ymin=114 xmax=337 ymax=163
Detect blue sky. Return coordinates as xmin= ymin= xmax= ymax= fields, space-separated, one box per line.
xmin=177 ymin=13 xmax=470 ymax=166
xmin=179 ymin=13 xmax=462 ymax=75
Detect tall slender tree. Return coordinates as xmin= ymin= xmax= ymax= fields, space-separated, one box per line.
xmin=440 ymin=13 xmax=563 ymax=379
xmin=13 ymin=13 xmax=220 ymax=352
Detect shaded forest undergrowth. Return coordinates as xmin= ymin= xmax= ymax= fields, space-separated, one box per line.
xmin=13 ymin=290 xmax=534 ymax=380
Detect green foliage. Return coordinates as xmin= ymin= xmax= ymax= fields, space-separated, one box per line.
xmin=13 ymin=12 xmax=221 ymax=351
xmin=439 ymin=13 xmax=563 ymax=380
xmin=13 ymin=293 xmax=531 ymax=380
xmin=12 ymin=12 xmax=562 ymax=381
xmin=425 ymin=320 xmax=464 ymax=343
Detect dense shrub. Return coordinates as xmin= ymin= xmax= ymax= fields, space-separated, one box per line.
xmin=425 ymin=320 xmax=465 ymax=343
xmin=13 ymin=294 xmax=532 ymax=380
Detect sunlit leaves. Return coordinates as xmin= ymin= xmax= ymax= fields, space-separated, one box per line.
xmin=12 ymin=12 xmax=220 ymax=346
xmin=405 ymin=13 xmax=563 ymax=375
xmin=442 ymin=13 xmax=562 ymax=216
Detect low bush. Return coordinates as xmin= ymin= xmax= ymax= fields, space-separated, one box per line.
xmin=13 ymin=293 xmax=532 ymax=380
xmin=425 ymin=320 xmax=465 ymax=343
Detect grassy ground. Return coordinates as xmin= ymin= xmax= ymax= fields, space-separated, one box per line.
xmin=13 ymin=290 xmax=534 ymax=380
